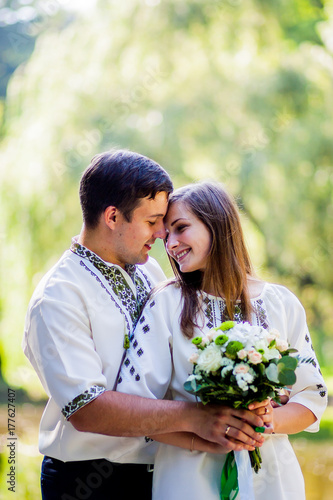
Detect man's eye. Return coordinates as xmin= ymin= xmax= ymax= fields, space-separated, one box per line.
xmin=148 ymin=221 xmax=156 ymax=226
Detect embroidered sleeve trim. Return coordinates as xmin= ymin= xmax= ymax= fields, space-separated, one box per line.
xmin=61 ymin=385 xmax=106 ymax=420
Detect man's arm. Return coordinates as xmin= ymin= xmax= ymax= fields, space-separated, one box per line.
xmin=69 ymin=390 xmax=266 ymax=449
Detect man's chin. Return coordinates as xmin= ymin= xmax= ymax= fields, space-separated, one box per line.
xmin=132 ymin=253 xmax=149 ymax=266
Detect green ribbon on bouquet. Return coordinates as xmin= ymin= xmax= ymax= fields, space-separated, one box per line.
xmin=220 ymin=451 xmax=239 ymax=500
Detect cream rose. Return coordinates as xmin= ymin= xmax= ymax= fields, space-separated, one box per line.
xmin=276 ymin=339 xmax=289 ymax=352
xmin=266 ymin=328 xmax=280 ymax=343
xmin=200 ymin=336 xmax=210 ymax=347
xmin=206 ymin=330 xmax=216 ymax=342
xmin=189 ymin=352 xmax=200 ymax=364
xmin=234 ymin=363 xmax=250 ymax=374
xmin=237 ymin=349 xmax=248 ymax=360
xmin=248 ymin=350 xmax=262 ymax=365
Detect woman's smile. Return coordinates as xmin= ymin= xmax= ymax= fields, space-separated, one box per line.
xmin=174 ymin=248 xmax=191 ymax=262
xmin=165 ymin=202 xmax=212 ymax=273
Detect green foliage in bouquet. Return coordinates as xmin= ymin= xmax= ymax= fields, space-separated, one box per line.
xmin=184 ymin=321 xmax=314 ymax=476
xmin=184 ymin=328 xmax=300 ymax=408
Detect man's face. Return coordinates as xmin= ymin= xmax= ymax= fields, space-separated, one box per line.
xmin=111 ymin=191 xmax=169 ymax=268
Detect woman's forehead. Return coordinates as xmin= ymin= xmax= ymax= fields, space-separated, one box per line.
xmin=164 ymin=201 xmax=193 ymax=225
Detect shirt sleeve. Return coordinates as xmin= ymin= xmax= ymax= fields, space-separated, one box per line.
xmin=267 ymin=285 xmax=328 ymax=433
xmin=117 ymin=284 xmax=180 ymax=400
xmin=23 ymin=292 xmax=108 ymax=419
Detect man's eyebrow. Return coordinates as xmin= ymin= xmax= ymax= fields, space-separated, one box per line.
xmin=147 ymin=213 xmax=165 ymax=218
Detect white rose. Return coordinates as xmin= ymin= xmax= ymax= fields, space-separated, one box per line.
xmin=197 ymin=344 xmax=222 ymax=373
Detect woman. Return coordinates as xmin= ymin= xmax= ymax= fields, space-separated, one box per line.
xmin=118 ymin=181 xmax=327 ymax=500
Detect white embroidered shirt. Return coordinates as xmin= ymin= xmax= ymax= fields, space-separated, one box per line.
xmin=22 ymin=240 xmax=165 ymax=463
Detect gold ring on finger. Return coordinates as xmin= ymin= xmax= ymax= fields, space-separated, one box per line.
xmin=225 ymin=425 xmax=231 ymax=437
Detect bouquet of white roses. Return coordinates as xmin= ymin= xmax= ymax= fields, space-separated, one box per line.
xmin=184 ymin=319 xmax=307 ymax=490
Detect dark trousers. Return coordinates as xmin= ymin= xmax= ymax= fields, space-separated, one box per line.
xmin=41 ymin=456 xmax=153 ymax=500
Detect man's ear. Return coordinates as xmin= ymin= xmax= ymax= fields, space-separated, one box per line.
xmin=104 ymin=206 xmax=118 ymax=229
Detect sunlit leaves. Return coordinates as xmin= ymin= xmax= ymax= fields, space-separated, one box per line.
xmin=0 ymin=0 xmax=332 ymax=393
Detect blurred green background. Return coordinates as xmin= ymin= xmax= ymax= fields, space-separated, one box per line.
xmin=0 ymin=0 xmax=332 ymax=498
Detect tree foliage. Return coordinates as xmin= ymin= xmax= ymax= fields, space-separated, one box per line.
xmin=0 ymin=0 xmax=332 ymax=396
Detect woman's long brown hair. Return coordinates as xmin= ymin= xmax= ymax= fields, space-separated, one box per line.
xmin=166 ymin=181 xmax=255 ymax=339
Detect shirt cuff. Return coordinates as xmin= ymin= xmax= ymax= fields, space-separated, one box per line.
xmin=62 ymin=385 xmax=106 ymax=420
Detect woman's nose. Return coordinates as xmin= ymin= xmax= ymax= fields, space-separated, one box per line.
xmin=166 ymin=232 xmax=179 ymax=252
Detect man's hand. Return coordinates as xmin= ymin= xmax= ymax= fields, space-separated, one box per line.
xmin=191 ymin=404 xmax=266 ymax=451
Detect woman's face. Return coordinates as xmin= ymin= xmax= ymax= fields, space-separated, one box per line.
xmin=164 ymin=201 xmax=212 ymax=273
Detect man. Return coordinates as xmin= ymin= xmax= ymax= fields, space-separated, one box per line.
xmin=23 ymin=149 xmax=266 ymax=500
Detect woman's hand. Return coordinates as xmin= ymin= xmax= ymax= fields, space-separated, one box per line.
xmin=271 ymin=390 xmax=290 ymax=408
xmin=248 ymin=399 xmax=274 ymax=434
xmin=150 ymin=430 xmax=258 ymax=455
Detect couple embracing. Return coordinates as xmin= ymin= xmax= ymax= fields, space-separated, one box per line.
xmin=23 ymin=149 xmax=327 ymax=500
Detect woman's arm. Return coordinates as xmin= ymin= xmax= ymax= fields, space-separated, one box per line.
xmin=260 ymin=285 xmax=328 ymax=434
xmin=250 ymin=399 xmax=316 ymax=435
xmin=149 ymin=430 xmax=256 ymax=454
xmin=272 ymin=402 xmax=316 ymax=435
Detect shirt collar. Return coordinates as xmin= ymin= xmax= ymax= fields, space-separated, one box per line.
xmin=70 ymin=236 xmax=137 ymax=278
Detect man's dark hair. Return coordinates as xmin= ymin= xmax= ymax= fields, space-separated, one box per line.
xmin=79 ymin=149 xmax=173 ymax=228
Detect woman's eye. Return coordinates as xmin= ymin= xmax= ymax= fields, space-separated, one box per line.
xmin=177 ymin=225 xmax=187 ymax=232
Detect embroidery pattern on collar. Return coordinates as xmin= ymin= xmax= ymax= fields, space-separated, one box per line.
xmin=132 ymin=271 xmax=151 ymax=315
xmin=79 ymin=260 xmax=132 ymax=334
xmin=71 ymin=241 xmax=151 ymax=327
xmin=252 ymin=298 xmax=269 ymax=329
xmin=202 ymin=296 xmax=269 ymax=329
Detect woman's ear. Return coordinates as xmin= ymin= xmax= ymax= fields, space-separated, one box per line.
xmin=104 ymin=206 xmax=118 ymax=229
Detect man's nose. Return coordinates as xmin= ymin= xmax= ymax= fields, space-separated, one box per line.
xmin=153 ymin=220 xmax=167 ymax=240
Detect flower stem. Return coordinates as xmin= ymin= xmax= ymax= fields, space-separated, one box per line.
xmin=249 ymin=448 xmax=262 ymax=473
